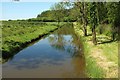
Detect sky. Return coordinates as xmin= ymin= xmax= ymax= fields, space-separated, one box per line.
xmin=0 ymin=2 xmax=58 ymax=20
xmin=1 ymin=0 xmax=117 ymax=20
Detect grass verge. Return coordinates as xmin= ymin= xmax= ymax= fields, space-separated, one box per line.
xmin=1 ymin=21 xmax=60 ymax=63
xmin=73 ymin=22 xmax=118 ymax=78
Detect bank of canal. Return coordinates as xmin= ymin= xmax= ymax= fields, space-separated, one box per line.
xmin=2 ymin=25 xmax=87 ymax=78
xmin=73 ymin=22 xmax=118 ymax=78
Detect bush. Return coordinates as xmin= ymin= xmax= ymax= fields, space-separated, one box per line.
xmin=96 ymin=24 xmax=112 ymax=37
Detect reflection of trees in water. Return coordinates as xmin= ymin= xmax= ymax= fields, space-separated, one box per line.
xmin=67 ymin=32 xmax=86 ymax=77
xmin=48 ymin=26 xmax=84 ymax=58
xmin=48 ymin=26 xmax=86 ymax=78
xmin=49 ymin=34 xmax=65 ymax=51
xmin=72 ymin=35 xmax=84 ymax=57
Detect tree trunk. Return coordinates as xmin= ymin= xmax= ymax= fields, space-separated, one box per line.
xmin=83 ymin=23 xmax=87 ymax=36
xmin=112 ymin=27 xmax=116 ymax=41
xmin=112 ymin=33 xmax=115 ymax=41
xmin=58 ymin=17 xmax=60 ymax=27
xmin=92 ymin=24 xmax=97 ymax=45
xmin=83 ymin=2 xmax=87 ymax=36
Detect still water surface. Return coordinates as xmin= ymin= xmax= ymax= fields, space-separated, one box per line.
xmin=2 ymin=26 xmax=86 ymax=78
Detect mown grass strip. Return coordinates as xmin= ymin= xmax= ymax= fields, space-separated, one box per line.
xmin=73 ymin=22 xmax=118 ymax=78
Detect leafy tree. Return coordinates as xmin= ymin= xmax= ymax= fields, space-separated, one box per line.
xmin=107 ymin=2 xmax=119 ymax=40
xmin=96 ymin=2 xmax=107 ymax=24
xmin=114 ymin=2 xmax=120 ymax=40
xmin=95 ymin=2 xmax=108 ymax=34
xmin=50 ymin=2 xmax=65 ymax=25
xmin=89 ymin=2 xmax=98 ymax=45
xmin=74 ymin=2 xmax=88 ymax=36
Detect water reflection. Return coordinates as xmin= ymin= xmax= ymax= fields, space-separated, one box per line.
xmin=2 ymin=24 xmax=86 ymax=78
xmin=48 ymin=26 xmax=86 ymax=78
xmin=48 ymin=26 xmax=84 ymax=58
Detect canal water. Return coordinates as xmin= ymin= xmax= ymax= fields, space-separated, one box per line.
xmin=2 ymin=25 xmax=86 ymax=78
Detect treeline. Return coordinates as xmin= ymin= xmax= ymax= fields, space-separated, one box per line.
xmin=6 ymin=2 xmax=120 ymax=45
xmin=28 ymin=9 xmax=76 ymax=22
xmin=72 ymin=2 xmax=120 ymax=44
xmin=34 ymin=2 xmax=119 ymax=45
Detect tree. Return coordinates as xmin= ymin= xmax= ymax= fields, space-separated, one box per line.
xmin=107 ymin=2 xmax=119 ymax=40
xmin=82 ymin=2 xmax=88 ymax=36
xmin=113 ymin=2 xmax=120 ymax=41
xmin=50 ymin=2 xmax=65 ymax=25
xmin=89 ymin=2 xmax=98 ymax=45
xmin=74 ymin=2 xmax=88 ymax=36
xmin=95 ymin=2 xmax=108 ymax=34
xmin=96 ymin=2 xmax=107 ymax=24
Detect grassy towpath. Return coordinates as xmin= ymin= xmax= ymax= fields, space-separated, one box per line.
xmin=73 ymin=22 xmax=118 ymax=78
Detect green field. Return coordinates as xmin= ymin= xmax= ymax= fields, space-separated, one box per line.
xmin=2 ymin=21 xmax=60 ymax=58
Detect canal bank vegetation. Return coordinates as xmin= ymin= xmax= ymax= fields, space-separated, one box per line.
xmin=2 ymin=21 xmax=61 ymax=59
xmin=74 ymin=23 xmax=118 ymax=78
xmin=1 ymin=1 xmax=119 ymax=78
xmin=50 ymin=2 xmax=119 ymax=78
xmin=1 ymin=20 xmax=72 ymax=63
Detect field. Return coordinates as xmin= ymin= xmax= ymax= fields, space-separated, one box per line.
xmin=1 ymin=21 xmax=60 ymax=59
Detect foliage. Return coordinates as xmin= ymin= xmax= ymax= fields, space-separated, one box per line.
xmin=37 ymin=2 xmax=119 ymax=44
xmin=74 ymin=22 xmax=118 ymax=78
xmin=106 ymin=2 xmax=119 ymax=40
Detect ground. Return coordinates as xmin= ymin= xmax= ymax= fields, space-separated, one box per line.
xmin=73 ymin=22 xmax=118 ymax=78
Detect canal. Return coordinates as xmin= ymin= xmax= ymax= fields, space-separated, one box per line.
xmin=2 ymin=25 xmax=86 ymax=78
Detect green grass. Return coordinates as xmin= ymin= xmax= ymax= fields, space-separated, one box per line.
xmin=74 ymin=23 xmax=104 ymax=78
xmin=2 ymin=21 xmax=59 ymax=57
xmin=83 ymin=40 xmax=104 ymax=78
xmin=98 ymin=41 xmax=118 ymax=64
xmin=73 ymin=22 xmax=118 ymax=78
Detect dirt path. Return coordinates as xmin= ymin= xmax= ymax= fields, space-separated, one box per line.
xmin=73 ymin=22 xmax=118 ymax=78
xmin=88 ymin=41 xmax=118 ymax=78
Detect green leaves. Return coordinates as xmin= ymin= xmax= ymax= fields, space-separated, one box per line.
xmin=89 ymin=2 xmax=98 ymax=27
